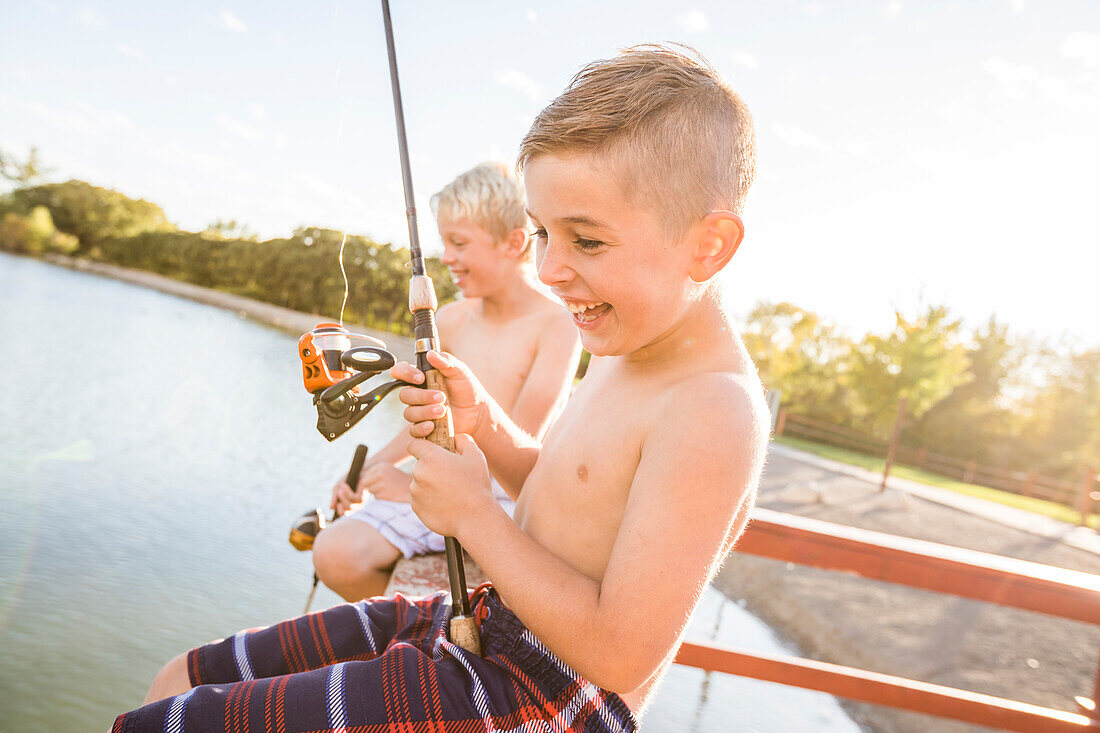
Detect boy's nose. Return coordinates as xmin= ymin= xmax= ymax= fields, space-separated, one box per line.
xmin=536 ymin=239 xmax=573 ymax=287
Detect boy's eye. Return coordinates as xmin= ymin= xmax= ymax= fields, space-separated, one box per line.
xmin=531 ymin=228 xmax=548 ymax=243
xmin=573 ymin=237 xmax=604 ymax=252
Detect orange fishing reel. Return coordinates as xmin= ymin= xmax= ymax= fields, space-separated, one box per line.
xmin=299 ymin=323 xmax=409 ymax=441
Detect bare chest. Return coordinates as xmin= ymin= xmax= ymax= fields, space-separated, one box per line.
xmin=515 ymin=380 xmax=649 ymax=578
xmin=444 ymin=317 xmax=538 ymax=411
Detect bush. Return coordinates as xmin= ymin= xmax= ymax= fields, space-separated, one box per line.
xmin=9 ymin=180 xmax=172 ymax=252
xmin=0 ymin=206 xmax=78 ymax=254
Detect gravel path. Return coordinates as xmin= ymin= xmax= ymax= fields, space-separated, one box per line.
xmin=715 ymin=446 xmax=1100 ymax=732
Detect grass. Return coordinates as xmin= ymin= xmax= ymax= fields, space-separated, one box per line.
xmin=773 ymin=434 xmax=1098 ymax=530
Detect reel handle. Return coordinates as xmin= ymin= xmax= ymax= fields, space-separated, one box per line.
xmin=338 ymin=444 xmax=370 ymax=520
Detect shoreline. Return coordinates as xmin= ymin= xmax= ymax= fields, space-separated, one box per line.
xmin=29 ymin=252 xmax=1100 ymax=732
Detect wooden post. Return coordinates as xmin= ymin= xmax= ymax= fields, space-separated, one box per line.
xmin=880 ymin=398 xmax=907 ymax=492
xmin=1023 ymin=471 xmax=1037 ymax=500
xmin=775 ymin=408 xmax=787 ymax=437
xmin=1077 ymin=466 xmax=1096 ymax=528
xmin=963 ymin=460 xmax=977 ymax=484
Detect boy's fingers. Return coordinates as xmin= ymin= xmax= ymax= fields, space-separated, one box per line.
xmin=398 ymin=386 xmax=446 ymax=406
xmin=426 ymin=350 xmax=463 ymax=376
xmin=390 ymin=361 xmax=424 ymax=384
xmin=408 ymin=420 xmax=435 ymax=438
xmin=406 ymin=436 xmax=448 ymax=461
xmin=453 ymin=433 xmax=482 ymax=458
xmin=403 ymin=402 xmax=447 ymax=424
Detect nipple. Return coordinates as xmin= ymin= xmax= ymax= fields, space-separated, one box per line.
xmin=577 ymin=464 xmax=588 ymax=482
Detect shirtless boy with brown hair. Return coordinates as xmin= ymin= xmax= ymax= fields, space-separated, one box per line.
xmin=314 ymin=162 xmax=580 ymax=601
xmin=117 ymin=44 xmax=767 ymax=732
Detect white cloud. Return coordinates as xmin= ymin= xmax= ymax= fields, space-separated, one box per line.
xmin=495 ymin=69 xmax=541 ymax=102
xmin=802 ymin=2 xmax=823 ymax=17
xmin=118 ymin=44 xmax=145 ymax=61
xmin=983 ymin=56 xmax=1037 ymax=87
xmin=78 ymin=8 xmax=103 ymax=27
xmin=732 ymin=50 xmax=759 ymax=70
xmin=675 ymin=9 xmax=710 ymax=33
xmin=219 ymin=9 xmax=248 ymax=34
xmin=771 ymin=122 xmax=828 ymax=151
xmin=1008 ymin=0 xmax=1025 ymax=14
xmin=771 ymin=122 xmax=871 ymax=158
xmin=984 ymin=55 xmax=1100 ymax=115
xmin=217 ymin=115 xmax=287 ymax=149
xmin=526 ymin=9 xmax=537 ymax=23
xmin=1061 ymin=32 xmax=1100 ymax=68
xmin=884 ymin=0 xmax=903 ymax=19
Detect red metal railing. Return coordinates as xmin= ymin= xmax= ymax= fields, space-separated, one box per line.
xmin=675 ymin=508 xmax=1100 ymax=731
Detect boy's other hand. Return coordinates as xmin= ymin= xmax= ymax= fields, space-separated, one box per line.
xmin=406 ymin=433 xmax=495 ymax=538
xmin=358 ymin=462 xmax=413 ymax=503
xmin=329 ymin=479 xmax=362 ymax=516
xmin=394 ymin=351 xmax=490 ymax=441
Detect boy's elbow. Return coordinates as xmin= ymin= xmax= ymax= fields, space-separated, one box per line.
xmin=580 ymin=633 xmax=666 ymax=694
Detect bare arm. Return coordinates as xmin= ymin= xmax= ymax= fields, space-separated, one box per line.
xmin=492 ymin=311 xmax=580 ymax=498
xmin=433 ymin=376 xmax=767 ymax=692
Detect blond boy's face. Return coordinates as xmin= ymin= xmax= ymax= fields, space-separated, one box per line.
xmin=525 ymin=154 xmax=695 ymax=358
xmin=437 ymin=219 xmax=509 ymax=298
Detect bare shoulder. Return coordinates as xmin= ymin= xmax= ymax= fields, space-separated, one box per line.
xmin=436 ymin=298 xmax=475 ymax=333
xmin=532 ymin=293 xmax=578 ymax=342
xmin=652 ymin=370 xmax=769 ymax=463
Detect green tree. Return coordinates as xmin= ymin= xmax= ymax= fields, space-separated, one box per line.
xmin=743 ymin=301 xmax=854 ymax=422
xmin=0 ymin=146 xmax=49 ymax=187
xmin=847 ymin=305 xmax=971 ymax=436
xmin=11 ymin=180 xmax=173 ymax=253
xmin=906 ymin=316 xmax=1021 ymax=461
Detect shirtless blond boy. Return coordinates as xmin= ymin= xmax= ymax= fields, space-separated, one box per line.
xmin=118 ymin=45 xmax=767 ymax=732
xmin=314 ymin=162 xmax=580 ymax=601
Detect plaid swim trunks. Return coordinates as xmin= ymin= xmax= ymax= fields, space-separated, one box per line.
xmin=345 ymin=478 xmax=516 ymax=558
xmin=113 ymin=585 xmax=637 ymax=733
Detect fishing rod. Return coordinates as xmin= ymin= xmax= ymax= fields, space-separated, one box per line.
xmin=290 ymin=443 xmax=369 ymax=613
xmin=378 ymin=0 xmax=481 ymax=655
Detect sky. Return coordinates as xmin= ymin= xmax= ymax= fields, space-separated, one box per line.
xmin=2 ymin=0 xmax=1098 ymax=346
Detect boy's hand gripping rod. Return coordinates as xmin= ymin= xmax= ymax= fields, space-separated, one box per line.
xmin=379 ymin=0 xmax=481 ymax=656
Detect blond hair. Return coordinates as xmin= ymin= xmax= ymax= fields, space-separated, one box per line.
xmin=518 ymin=44 xmax=755 ymax=235
xmin=430 ymin=162 xmax=528 ymax=245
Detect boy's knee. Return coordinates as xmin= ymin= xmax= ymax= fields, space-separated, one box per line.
xmin=313 ymin=522 xmax=397 ymax=585
xmin=144 ymin=651 xmax=192 ymax=704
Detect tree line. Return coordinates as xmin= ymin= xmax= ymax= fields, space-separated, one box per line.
xmin=1 ymin=149 xmax=1094 ymax=482
xmin=744 ymin=301 xmax=1098 ymax=481
xmin=0 ymin=177 xmax=456 ymax=336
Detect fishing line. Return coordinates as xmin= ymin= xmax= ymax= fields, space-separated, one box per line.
xmin=338 ymin=232 xmax=349 ymax=328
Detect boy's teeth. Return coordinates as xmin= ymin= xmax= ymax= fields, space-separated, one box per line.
xmin=566 ymin=301 xmax=605 ymax=314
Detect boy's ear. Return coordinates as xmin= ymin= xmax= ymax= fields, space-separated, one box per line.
xmin=689 ymin=211 xmax=744 ymax=283
xmin=500 ymin=227 xmax=529 ymax=259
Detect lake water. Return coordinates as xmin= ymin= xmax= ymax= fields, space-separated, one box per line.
xmin=0 ymin=252 xmax=859 ymax=731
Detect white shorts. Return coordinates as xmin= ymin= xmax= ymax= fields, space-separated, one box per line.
xmin=344 ymin=478 xmax=515 ymax=558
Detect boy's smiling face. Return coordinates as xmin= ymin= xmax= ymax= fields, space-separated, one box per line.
xmin=437 ymin=219 xmax=508 ymax=298
xmin=525 ymin=154 xmax=695 ymax=359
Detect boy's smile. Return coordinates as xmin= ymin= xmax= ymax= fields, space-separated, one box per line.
xmin=525 ymin=154 xmax=696 ymax=359
xmin=438 ymin=219 xmax=506 ymax=298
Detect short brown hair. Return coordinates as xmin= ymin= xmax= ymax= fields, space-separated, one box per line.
xmin=518 ymin=44 xmax=755 ymax=234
